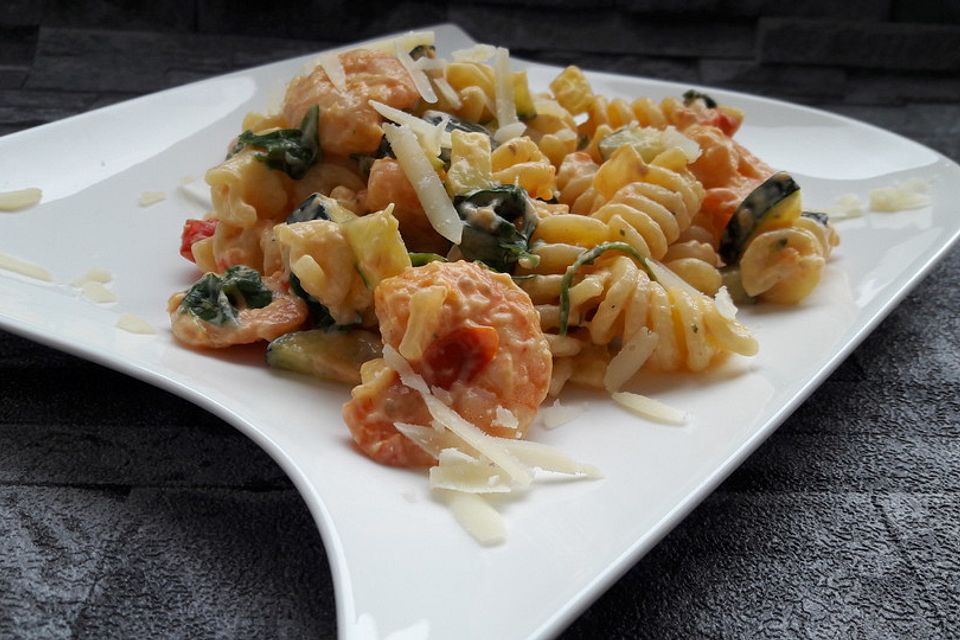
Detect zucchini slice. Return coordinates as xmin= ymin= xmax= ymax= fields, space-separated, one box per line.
xmin=719 ymin=172 xmax=801 ymax=265
xmin=266 ymin=329 xmax=382 ymax=385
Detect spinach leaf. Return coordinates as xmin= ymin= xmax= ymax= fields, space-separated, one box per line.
xmin=351 ymin=137 xmax=394 ymax=179
xmin=179 ymin=265 xmax=273 ymax=325
xmin=453 ymin=185 xmax=539 ymax=273
xmin=682 ymin=89 xmax=718 ymax=109
xmin=229 ymin=105 xmax=321 ymax=179
xmin=287 ymin=193 xmax=332 ymax=224
xmin=558 ymin=242 xmax=654 ymax=335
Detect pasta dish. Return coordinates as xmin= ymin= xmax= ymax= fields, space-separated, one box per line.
xmin=166 ymin=32 xmax=839 ymax=542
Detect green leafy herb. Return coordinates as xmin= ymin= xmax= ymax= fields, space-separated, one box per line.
xmin=409 ymin=252 xmax=448 ymax=267
xmin=453 ymin=185 xmax=539 ymax=273
xmin=229 ymin=105 xmax=321 ymax=179
xmin=179 ymin=265 xmax=273 ymax=325
xmin=682 ymin=89 xmax=718 ymax=109
xmin=287 ymin=193 xmax=332 ymax=224
xmin=559 ymin=242 xmax=655 ymax=335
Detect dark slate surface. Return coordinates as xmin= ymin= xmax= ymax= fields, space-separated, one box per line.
xmin=1 ymin=4 xmax=959 ymax=639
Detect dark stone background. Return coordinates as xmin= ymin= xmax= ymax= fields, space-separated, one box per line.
xmin=1 ymin=1 xmax=959 ymax=638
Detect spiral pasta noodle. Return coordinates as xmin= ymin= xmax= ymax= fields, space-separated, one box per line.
xmin=739 ymin=213 xmax=839 ymax=304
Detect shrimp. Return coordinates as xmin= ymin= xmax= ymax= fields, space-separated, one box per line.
xmin=343 ymin=261 xmax=552 ymax=466
xmin=168 ymin=273 xmax=307 ymax=349
xmin=283 ymin=49 xmax=420 ymax=156
xmin=365 ymin=157 xmax=450 ymax=254
xmin=684 ymin=124 xmax=775 ymax=243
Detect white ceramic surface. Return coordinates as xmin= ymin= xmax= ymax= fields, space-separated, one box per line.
xmin=1 ymin=24 xmax=958 ymax=640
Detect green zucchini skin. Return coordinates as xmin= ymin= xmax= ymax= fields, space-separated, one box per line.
xmin=266 ymin=329 xmax=382 ymax=385
xmin=719 ymin=172 xmax=801 ymax=266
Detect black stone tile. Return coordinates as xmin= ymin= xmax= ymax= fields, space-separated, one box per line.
xmin=41 ymin=0 xmax=197 ymax=32
xmin=618 ymin=0 xmax=891 ymax=20
xmin=699 ymin=58 xmax=847 ymax=99
xmin=0 ymin=25 xmax=38 ymax=66
xmin=450 ymin=6 xmax=756 ymax=58
xmin=24 ymin=27 xmax=321 ymax=94
xmin=559 ymin=493 xmax=941 ymax=639
xmin=758 ymin=18 xmax=960 ymax=71
xmin=880 ymin=494 xmax=960 ymax=627
xmin=70 ymin=488 xmax=335 ymax=639
xmin=892 ymin=0 xmax=960 ymax=24
xmin=843 ymin=70 xmax=960 ymax=106
xmin=197 ymin=0 xmax=448 ymax=40
xmin=0 ymin=487 xmax=128 ymax=638
xmin=0 ymin=0 xmax=43 ymax=26
xmin=518 ymin=50 xmax=701 ymax=83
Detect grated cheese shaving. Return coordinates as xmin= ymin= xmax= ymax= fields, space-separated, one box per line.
xmin=493 ymin=406 xmax=518 ymax=430
xmin=827 ymin=193 xmax=865 ymax=220
xmin=714 ymin=285 xmax=738 ymax=320
xmin=604 ymin=327 xmax=659 ymax=393
xmin=869 ymin=178 xmax=931 ymax=212
xmin=381 ymin=124 xmax=463 ymax=244
xmin=0 ymin=252 xmax=52 ymax=281
xmin=539 ymin=399 xmax=586 ymax=430
xmin=81 ymin=281 xmax=117 ymax=303
xmin=492 ymin=47 xmax=524 ymax=139
xmin=138 ymin=191 xmax=166 ymax=207
xmin=317 ymin=52 xmax=347 ymax=92
xmin=493 ymin=121 xmax=527 ymax=145
xmin=432 ymin=76 xmax=462 ymax=109
xmin=429 ymin=449 xmax=513 ymax=494
xmin=413 ymin=57 xmax=446 ymax=73
xmin=365 ymin=30 xmax=435 ymax=55
xmin=369 ymin=100 xmax=452 ymax=149
xmin=436 ymin=489 xmax=506 ymax=546
xmin=398 ymin=285 xmax=448 ymax=360
xmin=451 ymin=44 xmax=497 ymax=63
xmin=396 ymin=42 xmax=438 ymax=104
xmin=0 ymin=188 xmax=42 ymax=212
xmin=611 ymin=391 xmax=688 ymax=425
xmin=116 ymin=313 xmax=156 ymax=334
xmin=71 ymin=268 xmax=112 ymax=287
xmin=661 ymin=126 xmax=701 ymax=162
xmin=384 ymin=345 xmax=532 ymax=486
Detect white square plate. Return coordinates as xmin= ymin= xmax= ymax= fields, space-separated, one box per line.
xmin=1 ymin=24 xmax=958 ymax=640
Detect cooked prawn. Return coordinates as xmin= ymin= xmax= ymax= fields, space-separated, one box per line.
xmin=343 ymin=261 xmax=552 ymax=466
xmin=365 ymin=157 xmax=450 ymax=254
xmin=283 ymin=49 xmax=420 ymax=156
xmin=167 ymin=274 xmax=307 ymax=349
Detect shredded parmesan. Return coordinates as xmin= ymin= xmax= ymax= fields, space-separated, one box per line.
xmin=827 ymin=193 xmax=865 ymax=220
xmin=116 ymin=313 xmax=156 ymax=334
xmin=0 ymin=188 xmax=42 ymax=212
xmin=869 ymin=178 xmax=931 ymax=212
xmin=384 ymin=345 xmax=532 ymax=486
xmin=398 ymin=285 xmax=448 ymax=360
xmin=81 ymin=281 xmax=117 ymax=303
xmin=365 ymin=30 xmax=435 ymax=55
xmin=138 ymin=191 xmax=166 ymax=207
xmin=493 ymin=121 xmax=527 ymax=145
xmin=492 ymin=47 xmax=524 ymax=139
xmin=317 ymin=52 xmax=347 ymax=92
xmin=396 ymin=42 xmax=438 ymax=104
xmin=429 ymin=449 xmax=513 ymax=494
xmin=413 ymin=57 xmax=445 ymax=73
xmin=493 ymin=406 xmax=519 ymax=430
xmin=661 ymin=126 xmax=701 ymax=162
xmin=612 ymin=391 xmax=688 ymax=425
xmin=452 ymin=44 xmax=497 ymax=63
xmin=714 ymin=285 xmax=738 ymax=320
xmin=436 ymin=490 xmax=506 ymax=546
xmin=71 ymin=268 xmax=112 ymax=287
xmin=539 ymin=399 xmax=586 ymax=430
xmin=369 ymin=100 xmax=452 ymax=149
xmin=0 ymin=252 xmax=52 ymax=281
xmin=603 ymin=327 xmax=659 ymax=393
xmin=432 ymin=76 xmax=462 ymax=109
xmin=381 ymin=124 xmax=463 ymax=244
